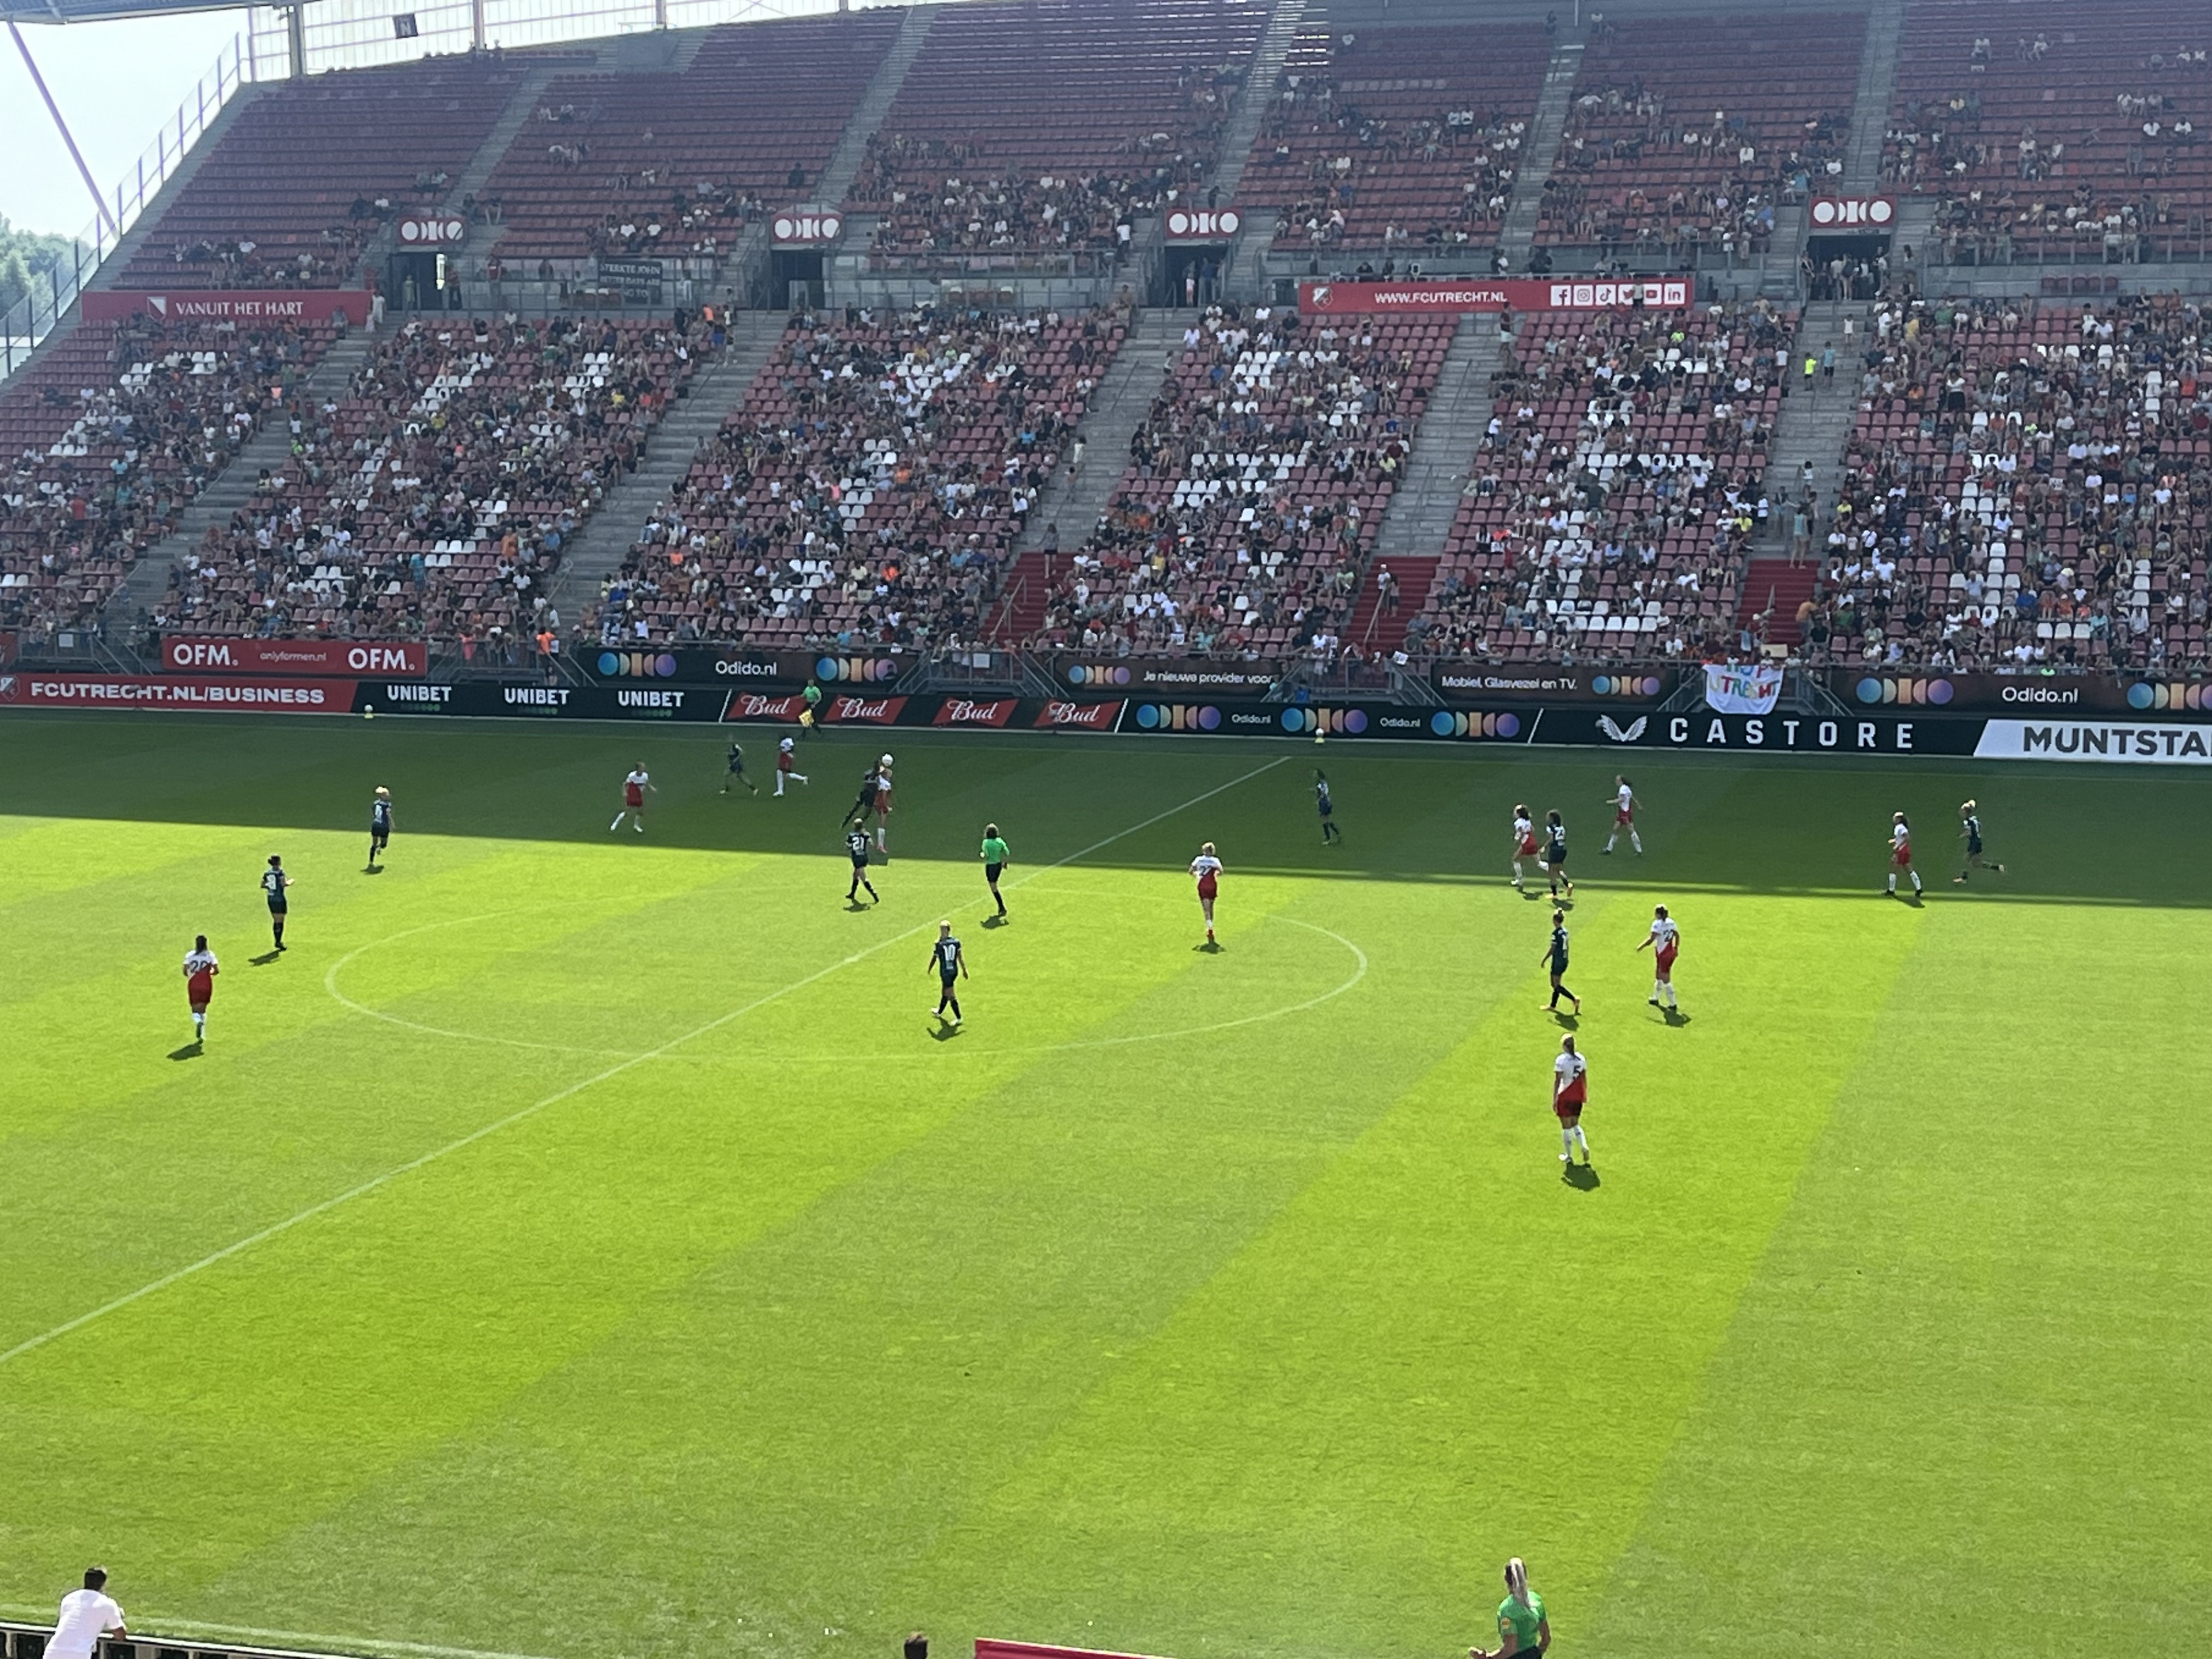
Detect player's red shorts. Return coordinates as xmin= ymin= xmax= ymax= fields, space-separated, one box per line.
xmin=1616 ymin=809 xmax=1633 ymax=825
xmin=1196 ymin=875 xmax=1218 ymax=901
xmin=1554 ymin=1088 xmax=1586 ymax=1120
xmin=625 ymin=785 xmax=644 ymax=807
xmin=1518 ymin=834 xmax=1537 ymax=856
xmin=1892 ymin=846 xmax=1911 ymax=866
xmin=1655 ymin=946 xmax=1677 ymax=979
xmin=187 ymin=976 xmax=214 ymax=1007
xmin=777 ymin=754 xmax=793 ymax=772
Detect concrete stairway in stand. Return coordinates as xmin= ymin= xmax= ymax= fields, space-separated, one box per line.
xmin=1213 ymin=0 xmax=1309 ymax=203
xmin=812 ymin=6 xmax=938 ymax=209
xmin=87 ymin=82 xmax=268 ymax=293
xmin=1495 ymin=37 xmax=1584 ymax=270
xmin=1842 ymin=0 xmax=1908 ymax=187
xmin=104 ymin=326 xmax=377 ymax=625
xmin=1368 ymin=313 xmax=1497 ymax=562
xmin=991 ymin=308 xmax=1187 ymax=642
xmin=543 ymin=311 xmax=786 ymax=628
xmin=1737 ymin=557 xmax=1821 ymax=645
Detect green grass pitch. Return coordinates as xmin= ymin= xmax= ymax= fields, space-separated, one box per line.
xmin=1 ymin=711 xmax=2206 ymax=1658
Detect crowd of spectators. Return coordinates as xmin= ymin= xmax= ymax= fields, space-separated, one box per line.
xmin=1237 ymin=24 xmax=1548 ymax=255
xmin=0 ymin=315 xmax=334 ymax=642
xmin=1021 ymin=303 xmax=1449 ymax=662
xmin=603 ymin=302 xmax=1122 ymax=651
xmin=1801 ymin=294 xmax=2210 ymax=673
xmin=1405 ymin=301 xmax=1797 ymax=664
xmin=1884 ymin=17 xmax=2212 ymax=264
xmin=1535 ymin=13 xmax=1863 ymax=260
xmin=157 ymin=314 xmax=701 ymax=654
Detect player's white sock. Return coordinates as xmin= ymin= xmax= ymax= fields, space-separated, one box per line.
xmin=634 ymin=821 xmax=644 ymax=833
xmin=1654 ymin=978 xmax=1665 ymax=1002
xmin=194 ymin=1013 xmax=205 ymax=1037
xmin=611 ymin=813 xmax=624 ymax=830
xmin=774 ymin=779 xmax=785 ymax=796
xmin=1887 ymin=873 xmax=1896 ymax=892
xmin=1605 ymin=835 xmax=1618 ymax=851
xmin=1561 ymin=1126 xmax=1575 ymax=1160
xmin=1910 ymin=870 xmax=1922 ymax=893
xmin=1631 ymin=831 xmax=1643 ymax=853
xmin=796 ymin=773 xmax=809 ymax=785
xmin=1573 ymin=1125 xmax=1590 ymax=1157
xmin=1512 ymin=861 xmax=1522 ymax=886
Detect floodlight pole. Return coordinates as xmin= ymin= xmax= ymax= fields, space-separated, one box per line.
xmin=9 ymin=20 xmax=118 ymax=237
xmin=285 ymin=3 xmax=305 ymax=78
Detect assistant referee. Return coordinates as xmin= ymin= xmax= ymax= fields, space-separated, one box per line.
xmin=1470 ymin=1558 xmax=1549 ymax=1658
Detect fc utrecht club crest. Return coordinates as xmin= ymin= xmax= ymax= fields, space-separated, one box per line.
xmin=1597 ymin=715 xmax=1647 ymax=743
xmin=1308 ymin=285 xmax=1331 ymax=309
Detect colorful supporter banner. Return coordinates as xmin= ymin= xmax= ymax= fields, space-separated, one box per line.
xmin=0 ymin=673 xmax=353 ymax=711
xmin=1838 ymin=671 xmax=2212 ymax=717
xmin=162 ymin=636 xmax=427 ymax=677
xmin=933 ymin=696 xmax=1018 ymax=728
xmin=1702 ymin=661 xmax=1785 ymax=715
xmin=1164 ymin=208 xmax=1241 ymax=242
xmin=1808 ymin=195 xmax=1896 ymax=230
xmin=1298 ymin=278 xmax=1692 ymax=315
xmin=81 ymin=290 xmax=374 ymax=325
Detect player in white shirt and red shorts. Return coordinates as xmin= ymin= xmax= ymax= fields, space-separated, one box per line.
xmin=1603 ymin=775 xmax=1643 ymax=855
xmin=1886 ymin=811 xmax=1922 ymax=897
xmin=872 ymin=755 xmax=895 ymax=857
xmin=1190 ymin=842 xmax=1223 ymax=945
xmin=182 ymin=935 xmax=219 ymax=1043
xmin=611 ymin=764 xmax=656 ymax=833
xmin=1552 ymin=1035 xmax=1591 ymax=1166
xmin=1636 ymin=904 xmax=1680 ymax=1011
xmin=1510 ymin=804 xmax=1538 ymax=892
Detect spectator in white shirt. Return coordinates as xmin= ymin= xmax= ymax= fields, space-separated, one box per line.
xmin=51 ymin=1568 xmax=127 ymax=1659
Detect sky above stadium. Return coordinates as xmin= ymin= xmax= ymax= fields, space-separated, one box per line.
xmin=2 ymin=9 xmax=248 ymax=240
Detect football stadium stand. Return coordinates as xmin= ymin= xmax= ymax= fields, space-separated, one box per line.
xmin=154 ymin=315 xmax=701 ymax=647
xmin=1014 ymin=304 xmax=1450 ymax=660
xmin=598 ymin=303 xmax=1123 ymax=650
xmin=1887 ymin=0 xmax=2212 ymax=265
xmin=1806 ymin=294 xmax=2210 ymax=673
xmin=1234 ymin=22 xmax=1553 ymax=256
xmin=844 ymin=0 xmax=1266 ymax=264
xmin=1 ymin=316 xmax=339 ymax=638
xmin=1402 ymin=300 xmax=1798 ymax=664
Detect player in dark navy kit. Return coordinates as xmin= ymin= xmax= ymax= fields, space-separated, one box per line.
xmin=929 ymin=920 xmax=968 ymax=1025
xmin=1540 ymin=907 xmax=1580 ymax=1014
xmin=1954 ymin=799 xmax=2004 ymax=882
xmin=368 ymin=787 xmax=393 ymax=869
xmin=262 ymin=855 xmax=293 ymax=952
xmin=721 ymin=742 xmax=757 ymax=796
xmin=1313 ymin=770 xmax=1342 ymax=843
xmin=844 ymin=763 xmax=884 ymax=830
xmin=846 ymin=825 xmax=880 ymax=906
xmin=1541 ymin=810 xmax=1573 ymax=900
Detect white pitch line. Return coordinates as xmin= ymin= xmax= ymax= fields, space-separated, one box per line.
xmin=0 ymin=755 xmax=1288 ymax=1371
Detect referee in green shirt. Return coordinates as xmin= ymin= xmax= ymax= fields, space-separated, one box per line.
xmin=1471 ymin=1558 xmax=1549 ymax=1658
xmin=980 ymin=824 xmax=1010 ymax=919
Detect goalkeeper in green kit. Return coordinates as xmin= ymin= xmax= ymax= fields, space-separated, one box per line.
xmin=980 ymin=823 xmax=1010 ymax=918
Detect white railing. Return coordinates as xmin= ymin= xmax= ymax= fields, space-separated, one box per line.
xmin=0 ymin=33 xmax=256 ymax=380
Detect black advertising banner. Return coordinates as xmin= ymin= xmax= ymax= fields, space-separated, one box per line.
xmin=1547 ymin=707 xmax=1984 ymax=756
xmin=1835 ymin=671 xmax=2212 ymax=718
xmin=1047 ymin=656 xmax=1288 ymax=695
xmin=588 ymin=646 xmax=904 ymax=688
xmin=353 ymin=681 xmax=730 ymax=720
xmin=1431 ymin=668 xmax=1677 ymax=706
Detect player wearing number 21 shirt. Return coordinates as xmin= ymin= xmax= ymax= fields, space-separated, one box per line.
xmin=1190 ymin=842 xmax=1222 ymax=944
xmin=1636 ymin=904 xmax=1680 ymax=1011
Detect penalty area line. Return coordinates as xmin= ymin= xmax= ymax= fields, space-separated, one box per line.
xmin=0 ymin=755 xmax=1288 ymax=1372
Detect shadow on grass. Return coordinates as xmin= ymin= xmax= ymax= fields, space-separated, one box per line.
xmin=1562 ymin=1162 xmax=1601 ymax=1192
xmin=249 ymin=950 xmax=283 ymax=966
xmin=166 ymin=1041 xmax=203 ymax=1061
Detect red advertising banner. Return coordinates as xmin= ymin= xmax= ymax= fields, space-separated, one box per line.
xmin=81 ymin=290 xmax=375 ymax=326
xmin=932 ymin=696 xmax=1018 ymax=728
xmin=824 ymin=694 xmax=908 ymax=725
xmin=1033 ymin=699 xmax=1124 ymax=731
xmin=722 ymin=691 xmax=806 ymax=722
xmin=1298 ymin=278 xmax=1691 ymax=315
xmin=1808 ymin=195 xmax=1896 ymax=230
xmin=162 ymin=636 xmax=427 ymax=677
xmin=0 ymin=673 xmax=354 ymax=711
